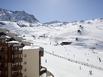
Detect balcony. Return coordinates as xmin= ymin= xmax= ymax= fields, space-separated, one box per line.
xmin=0 ymin=52 xmax=7 ymax=55
xmin=12 ymin=57 xmax=22 ymax=63
xmin=0 ymin=56 xmax=6 ymax=63
xmin=12 ymin=65 xmax=22 ymax=71
xmin=0 ymin=73 xmax=7 ymax=77
xmin=12 ymin=50 xmax=22 ymax=54
xmin=0 ymin=47 xmax=8 ymax=54
xmin=13 ymin=44 xmax=24 ymax=49
xmin=0 ymin=66 xmax=7 ymax=70
xmin=12 ymin=72 xmax=22 ymax=77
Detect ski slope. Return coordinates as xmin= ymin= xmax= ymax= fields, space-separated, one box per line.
xmin=0 ymin=19 xmax=103 ymax=77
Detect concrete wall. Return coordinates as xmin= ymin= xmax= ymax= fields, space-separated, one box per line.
xmin=22 ymin=48 xmax=40 ymax=77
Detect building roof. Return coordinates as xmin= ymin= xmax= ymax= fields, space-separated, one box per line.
xmin=23 ymin=45 xmax=40 ymax=50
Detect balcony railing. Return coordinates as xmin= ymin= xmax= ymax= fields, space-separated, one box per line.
xmin=0 ymin=73 xmax=7 ymax=77
xmin=0 ymin=56 xmax=7 ymax=63
xmin=12 ymin=72 xmax=22 ymax=77
xmin=0 ymin=66 xmax=7 ymax=70
xmin=12 ymin=57 xmax=22 ymax=63
xmin=12 ymin=50 xmax=22 ymax=54
xmin=12 ymin=65 xmax=22 ymax=71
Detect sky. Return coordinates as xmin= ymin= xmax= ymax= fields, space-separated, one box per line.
xmin=0 ymin=0 xmax=103 ymax=23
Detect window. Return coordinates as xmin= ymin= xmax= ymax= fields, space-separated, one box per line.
xmin=24 ymin=75 xmax=27 ymax=77
xmin=24 ymin=54 xmax=27 ymax=57
xmin=24 ymin=62 xmax=27 ymax=65
xmin=24 ymin=68 xmax=27 ymax=72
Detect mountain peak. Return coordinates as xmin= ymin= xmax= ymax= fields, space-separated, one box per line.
xmin=0 ymin=8 xmax=39 ymax=23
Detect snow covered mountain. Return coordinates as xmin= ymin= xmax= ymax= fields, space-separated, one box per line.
xmin=0 ymin=8 xmax=39 ymax=23
xmin=0 ymin=8 xmax=103 ymax=77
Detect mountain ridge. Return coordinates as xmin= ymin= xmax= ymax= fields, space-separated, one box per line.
xmin=0 ymin=8 xmax=39 ymax=23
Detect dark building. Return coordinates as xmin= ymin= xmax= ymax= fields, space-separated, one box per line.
xmin=0 ymin=36 xmax=23 ymax=77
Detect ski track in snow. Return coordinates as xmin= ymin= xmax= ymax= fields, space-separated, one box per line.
xmin=44 ymin=50 xmax=103 ymax=71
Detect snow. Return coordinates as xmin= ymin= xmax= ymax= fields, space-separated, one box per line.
xmin=23 ymin=45 xmax=40 ymax=50
xmin=8 ymin=41 xmax=19 ymax=44
xmin=0 ymin=18 xmax=103 ymax=77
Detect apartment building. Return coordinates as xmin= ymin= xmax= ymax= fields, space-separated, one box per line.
xmin=22 ymin=46 xmax=44 ymax=77
xmin=0 ymin=34 xmax=47 ymax=77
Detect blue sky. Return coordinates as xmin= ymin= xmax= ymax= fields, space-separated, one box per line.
xmin=0 ymin=0 xmax=103 ymax=22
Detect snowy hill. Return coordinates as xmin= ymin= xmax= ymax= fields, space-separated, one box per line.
xmin=43 ymin=20 xmax=69 ymax=26
xmin=0 ymin=9 xmax=103 ymax=77
xmin=0 ymin=8 xmax=39 ymax=23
